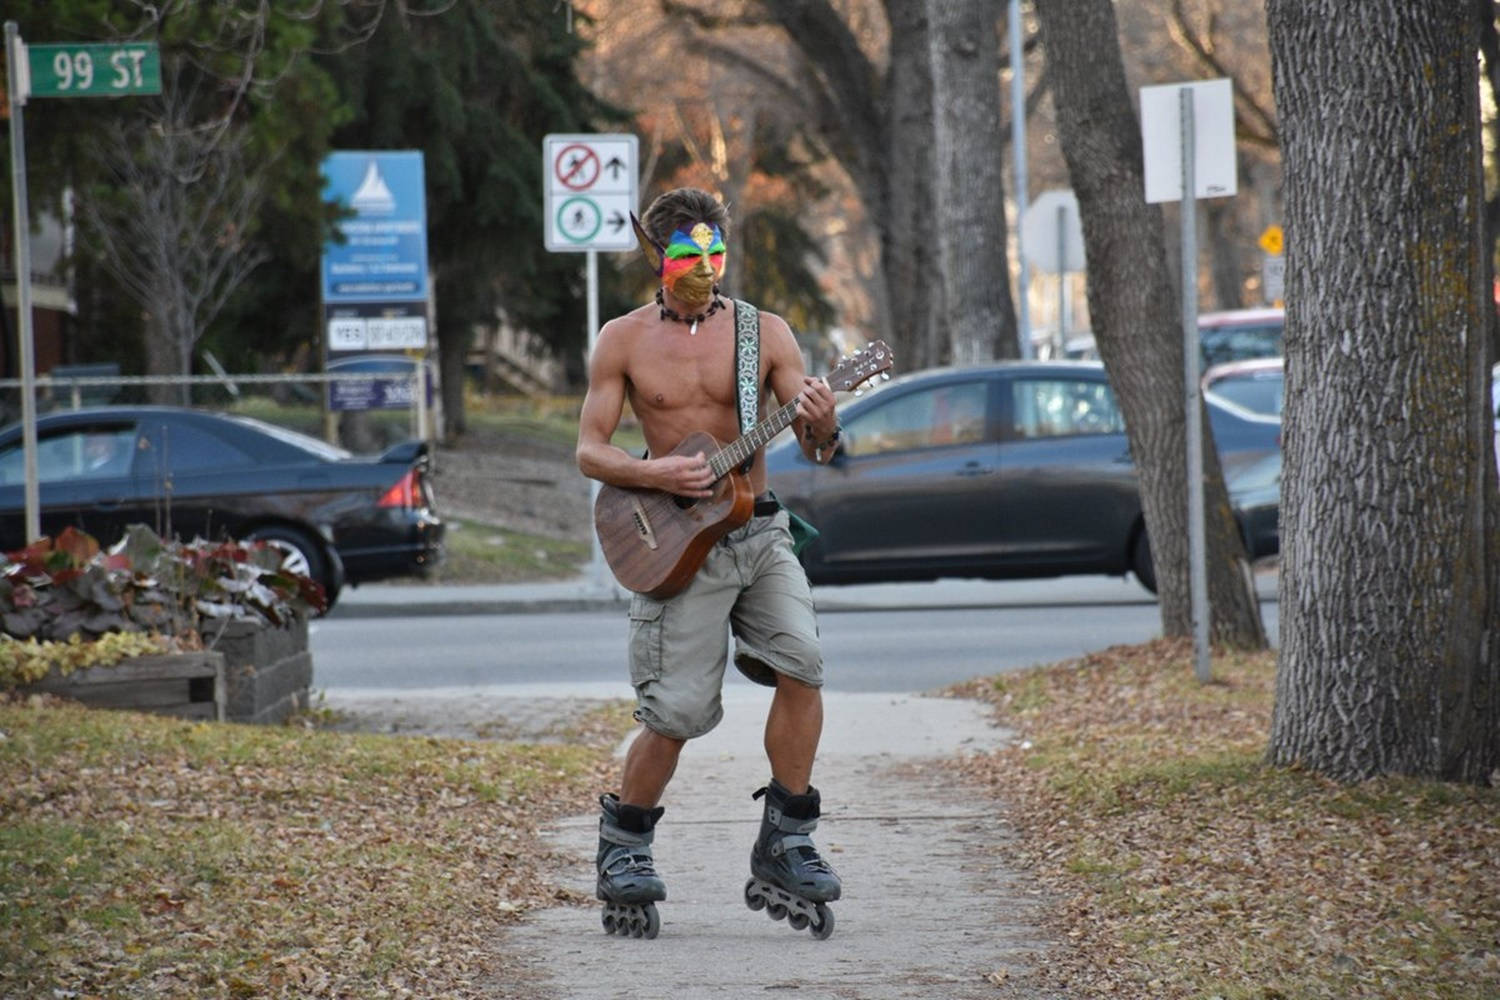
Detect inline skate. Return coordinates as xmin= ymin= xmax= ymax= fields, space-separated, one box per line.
xmin=744 ymin=779 xmax=840 ymax=939
xmin=595 ymin=793 xmax=666 ymax=939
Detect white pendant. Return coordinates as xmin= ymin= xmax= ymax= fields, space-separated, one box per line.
xmin=689 ymin=318 xmax=699 ymax=335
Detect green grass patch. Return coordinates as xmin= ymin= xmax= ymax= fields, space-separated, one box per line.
xmin=430 ymin=517 xmax=590 ymax=584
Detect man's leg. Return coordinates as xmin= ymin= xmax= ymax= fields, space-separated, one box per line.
xmin=764 ymin=673 xmax=823 ymax=794
xmin=620 ymin=726 xmax=686 ymax=807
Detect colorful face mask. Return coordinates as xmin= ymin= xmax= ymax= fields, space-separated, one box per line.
xmin=632 ymin=215 xmax=726 ymax=308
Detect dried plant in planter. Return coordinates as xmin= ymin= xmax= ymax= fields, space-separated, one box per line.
xmin=0 ymin=524 xmax=327 ymax=645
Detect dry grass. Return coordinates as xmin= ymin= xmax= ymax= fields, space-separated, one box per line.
xmin=950 ymin=639 xmax=1500 ymax=1000
xmin=0 ymin=695 xmax=633 ymax=999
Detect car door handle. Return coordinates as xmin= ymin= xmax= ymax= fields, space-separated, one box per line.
xmin=956 ymin=462 xmax=993 ymax=477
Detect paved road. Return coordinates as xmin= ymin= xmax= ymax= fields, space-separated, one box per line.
xmin=313 ymin=570 xmax=1278 ymax=694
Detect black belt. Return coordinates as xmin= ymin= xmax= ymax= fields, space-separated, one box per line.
xmin=753 ymin=495 xmax=781 ymax=518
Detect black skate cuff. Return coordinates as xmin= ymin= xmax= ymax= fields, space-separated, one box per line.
xmin=617 ymin=802 xmax=665 ymax=834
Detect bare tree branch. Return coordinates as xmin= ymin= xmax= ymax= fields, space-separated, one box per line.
xmin=1167 ymin=0 xmax=1279 ymax=148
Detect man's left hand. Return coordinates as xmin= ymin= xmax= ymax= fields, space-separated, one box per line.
xmin=795 ymin=376 xmax=837 ymax=440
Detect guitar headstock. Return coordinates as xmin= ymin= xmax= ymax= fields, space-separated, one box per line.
xmin=825 ymin=340 xmax=894 ymax=395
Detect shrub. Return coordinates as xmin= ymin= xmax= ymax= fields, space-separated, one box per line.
xmin=0 ymin=524 xmax=326 ymax=645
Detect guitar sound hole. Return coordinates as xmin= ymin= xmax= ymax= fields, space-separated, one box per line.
xmin=672 ymin=495 xmax=699 ymax=511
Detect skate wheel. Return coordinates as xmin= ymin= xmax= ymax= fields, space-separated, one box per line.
xmin=642 ymin=903 xmax=660 ymax=940
xmin=601 ymin=911 xmax=617 ymax=935
xmin=788 ymin=911 xmax=810 ymax=931
xmin=767 ymin=902 xmax=787 ymax=921
xmin=744 ymin=880 xmax=766 ymax=912
xmin=810 ymin=903 xmax=834 ymax=940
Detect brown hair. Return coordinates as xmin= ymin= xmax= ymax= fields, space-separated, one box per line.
xmin=640 ymin=187 xmax=730 ymax=244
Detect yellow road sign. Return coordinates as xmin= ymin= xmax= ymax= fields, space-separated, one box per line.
xmin=1258 ymin=224 xmax=1284 ymax=256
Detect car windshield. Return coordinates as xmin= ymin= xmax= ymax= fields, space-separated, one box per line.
xmin=222 ymin=414 xmax=353 ymax=461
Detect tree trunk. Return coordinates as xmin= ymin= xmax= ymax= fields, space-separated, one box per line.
xmin=1034 ymin=0 xmax=1266 ymax=648
xmin=1205 ymin=198 xmax=1245 ymax=310
xmin=1266 ymin=0 xmax=1500 ymax=783
xmin=927 ymin=0 xmax=1019 ymax=363
xmin=438 ymin=312 xmax=466 ymax=441
xmin=880 ymin=0 xmax=941 ymax=370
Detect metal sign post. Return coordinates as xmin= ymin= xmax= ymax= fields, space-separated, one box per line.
xmin=6 ymin=23 xmax=40 ymax=542
xmin=4 ymin=25 xmax=162 ymax=542
xmin=1008 ymin=0 xmax=1032 ymax=358
xmin=542 ymin=133 xmax=637 ymax=596
xmin=1178 ymin=89 xmax=1210 ymax=685
xmin=1021 ymin=189 xmax=1085 ymax=357
xmin=1140 ymin=78 xmax=1237 ymax=684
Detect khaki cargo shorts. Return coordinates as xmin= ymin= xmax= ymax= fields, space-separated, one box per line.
xmin=626 ymin=509 xmax=823 ymax=740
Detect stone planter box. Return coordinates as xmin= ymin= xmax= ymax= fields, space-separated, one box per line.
xmin=203 ymin=617 xmax=312 ymax=725
xmin=27 ymin=652 xmax=226 ymax=721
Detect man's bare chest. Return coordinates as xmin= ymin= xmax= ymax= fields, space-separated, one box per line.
xmin=626 ymin=330 xmax=745 ymax=415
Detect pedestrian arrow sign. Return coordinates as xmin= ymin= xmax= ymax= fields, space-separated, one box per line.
xmin=543 ymin=133 xmax=638 ymax=253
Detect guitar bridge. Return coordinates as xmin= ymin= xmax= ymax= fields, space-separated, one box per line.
xmin=631 ymin=497 xmax=659 ymax=550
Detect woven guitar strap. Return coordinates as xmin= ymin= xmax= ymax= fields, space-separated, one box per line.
xmin=733 ymin=299 xmax=760 ymax=472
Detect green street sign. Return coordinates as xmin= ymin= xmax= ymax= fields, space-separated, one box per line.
xmin=27 ymin=42 xmax=161 ymax=98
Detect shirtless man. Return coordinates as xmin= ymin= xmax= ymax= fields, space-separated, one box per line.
xmin=575 ymin=187 xmax=843 ymax=939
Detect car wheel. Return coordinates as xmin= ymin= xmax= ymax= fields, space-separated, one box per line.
xmin=246 ymin=525 xmax=338 ymax=608
xmin=1131 ymin=529 xmax=1158 ymax=595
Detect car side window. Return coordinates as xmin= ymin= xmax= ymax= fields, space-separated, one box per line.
xmin=0 ymin=427 xmax=139 ymax=485
xmin=843 ymin=381 xmax=988 ymax=457
xmin=139 ymin=423 xmax=257 ymax=473
xmin=1010 ymin=379 xmax=1125 ymax=439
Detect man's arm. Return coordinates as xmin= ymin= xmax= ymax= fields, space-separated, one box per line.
xmin=575 ymin=322 xmax=718 ymax=497
xmin=762 ymin=313 xmax=839 ymax=464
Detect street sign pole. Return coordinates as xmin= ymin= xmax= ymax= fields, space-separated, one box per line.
xmin=1008 ymin=0 xmax=1032 ymax=359
xmin=1179 ymin=87 xmax=1210 ymax=685
xmin=585 ymin=247 xmax=606 ymax=592
xmin=6 ymin=22 xmax=41 ymax=543
xmin=1141 ymin=77 xmax=1235 ymax=685
xmin=542 ymin=134 xmax=636 ymax=598
xmin=5 ymin=26 xmax=162 ymax=542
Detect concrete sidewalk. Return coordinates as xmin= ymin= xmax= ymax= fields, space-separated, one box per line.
xmin=327 ymin=568 xmax=1257 ymax=618
xmin=500 ymin=689 xmax=1064 ymax=1000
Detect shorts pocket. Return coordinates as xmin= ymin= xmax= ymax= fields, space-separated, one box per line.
xmin=627 ymin=598 xmax=665 ymax=685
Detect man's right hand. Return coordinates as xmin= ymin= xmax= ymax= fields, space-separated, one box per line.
xmin=653 ymin=452 xmax=716 ymax=498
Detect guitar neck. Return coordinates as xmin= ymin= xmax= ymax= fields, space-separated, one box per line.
xmin=709 ymin=399 xmax=800 ymax=478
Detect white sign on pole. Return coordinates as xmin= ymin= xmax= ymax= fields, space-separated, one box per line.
xmin=1262 ymin=255 xmax=1286 ymax=303
xmin=1021 ymin=189 xmax=1086 ymax=274
xmin=1140 ymin=78 xmax=1237 ymax=204
xmin=543 ymin=133 xmax=638 ymax=252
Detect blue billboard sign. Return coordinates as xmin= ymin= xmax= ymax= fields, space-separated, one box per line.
xmin=321 ymin=151 xmax=429 ymax=304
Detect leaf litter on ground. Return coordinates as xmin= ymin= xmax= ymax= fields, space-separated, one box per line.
xmin=946 ymin=637 xmax=1500 ymax=1000
xmin=0 ymin=693 xmax=634 ymax=999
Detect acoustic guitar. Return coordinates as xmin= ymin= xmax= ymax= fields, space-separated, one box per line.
xmin=594 ymin=341 xmax=894 ymax=598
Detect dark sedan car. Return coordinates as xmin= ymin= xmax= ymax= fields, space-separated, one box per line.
xmin=765 ymin=360 xmax=1280 ymax=594
xmin=0 ymin=407 xmax=444 ymax=607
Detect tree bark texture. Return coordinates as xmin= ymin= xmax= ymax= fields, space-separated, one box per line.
xmin=879 ymin=0 xmax=942 ymax=370
xmin=927 ymin=0 xmax=1020 ymax=363
xmin=760 ymin=0 xmax=1023 ymax=369
xmin=1266 ymin=0 xmax=1500 ymax=782
xmin=1034 ymin=0 xmax=1266 ymax=648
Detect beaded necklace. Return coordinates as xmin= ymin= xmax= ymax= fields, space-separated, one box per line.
xmin=656 ymin=286 xmax=725 ymax=335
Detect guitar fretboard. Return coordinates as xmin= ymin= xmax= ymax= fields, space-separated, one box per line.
xmin=708 ymin=398 xmax=801 ymax=479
